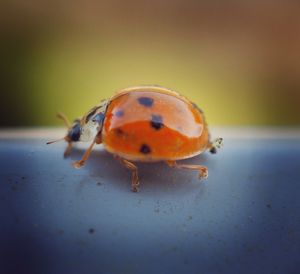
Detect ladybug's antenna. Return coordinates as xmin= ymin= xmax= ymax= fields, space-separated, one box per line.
xmin=57 ymin=112 xmax=71 ymax=128
xmin=46 ymin=137 xmax=66 ymax=145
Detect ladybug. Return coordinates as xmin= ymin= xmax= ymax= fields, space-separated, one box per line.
xmin=47 ymin=86 xmax=223 ymax=192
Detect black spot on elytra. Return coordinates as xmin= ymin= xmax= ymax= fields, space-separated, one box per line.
xmin=138 ymin=97 xmax=154 ymax=107
xmin=140 ymin=144 xmax=151 ymax=154
xmin=115 ymin=110 xmax=124 ymax=117
xmin=151 ymin=114 xmax=164 ymax=130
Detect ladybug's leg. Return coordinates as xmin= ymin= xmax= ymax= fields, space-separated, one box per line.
xmin=166 ymin=160 xmax=208 ymax=179
xmin=116 ymin=157 xmax=140 ymax=192
xmin=64 ymin=142 xmax=73 ymax=158
xmin=208 ymin=137 xmax=223 ymax=154
xmin=72 ymin=139 xmax=96 ymax=169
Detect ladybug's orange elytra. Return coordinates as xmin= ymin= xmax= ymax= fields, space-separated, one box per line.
xmin=48 ymin=86 xmax=223 ymax=192
xmin=102 ymin=87 xmax=210 ymax=161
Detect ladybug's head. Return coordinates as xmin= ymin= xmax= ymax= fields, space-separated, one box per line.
xmin=46 ymin=116 xmax=82 ymax=146
xmin=46 ymin=100 xmax=108 ymax=146
xmin=64 ymin=99 xmax=109 ymax=143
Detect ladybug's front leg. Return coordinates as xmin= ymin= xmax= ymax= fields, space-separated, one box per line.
xmin=166 ymin=160 xmax=208 ymax=179
xmin=72 ymin=139 xmax=96 ymax=169
xmin=64 ymin=142 xmax=73 ymax=158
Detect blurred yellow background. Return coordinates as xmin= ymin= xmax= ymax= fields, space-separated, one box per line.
xmin=1 ymin=0 xmax=300 ymax=126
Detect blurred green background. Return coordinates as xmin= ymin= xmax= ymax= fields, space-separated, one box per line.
xmin=1 ymin=0 xmax=300 ymax=126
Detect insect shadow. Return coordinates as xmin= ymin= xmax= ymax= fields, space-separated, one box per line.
xmin=67 ymin=145 xmax=209 ymax=194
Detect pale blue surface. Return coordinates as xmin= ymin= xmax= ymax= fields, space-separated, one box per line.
xmin=0 ymin=138 xmax=300 ymax=274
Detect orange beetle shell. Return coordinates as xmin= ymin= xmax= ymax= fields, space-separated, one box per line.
xmin=101 ymin=86 xmax=210 ymax=162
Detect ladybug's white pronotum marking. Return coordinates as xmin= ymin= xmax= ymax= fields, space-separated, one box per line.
xmin=80 ymin=100 xmax=109 ymax=142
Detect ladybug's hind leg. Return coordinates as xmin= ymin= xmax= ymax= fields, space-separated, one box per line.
xmin=116 ymin=157 xmax=140 ymax=192
xmin=166 ymin=160 xmax=208 ymax=179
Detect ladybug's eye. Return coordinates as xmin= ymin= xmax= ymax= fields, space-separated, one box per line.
xmin=68 ymin=123 xmax=81 ymax=142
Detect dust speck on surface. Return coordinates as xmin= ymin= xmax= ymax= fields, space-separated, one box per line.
xmin=89 ymin=228 xmax=95 ymax=234
xmin=11 ymin=185 xmax=17 ymax=191
xmin=96 ymin=182 xmax=102 ymax=186
xmin=266 ymin=204 xmax=272 ymax=209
